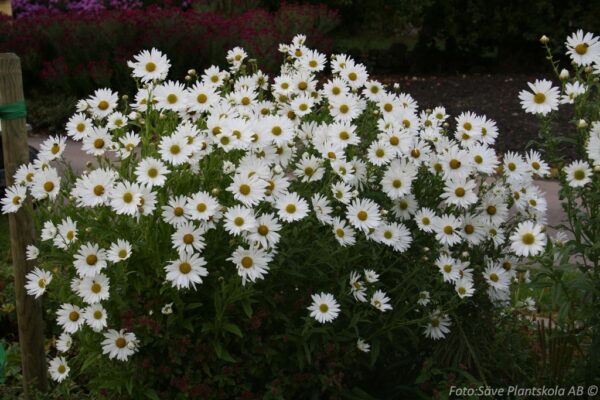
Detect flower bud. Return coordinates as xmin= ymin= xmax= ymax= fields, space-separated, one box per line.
xmin=559 ymin=69 xmax=570 ymax=80
xmin=539 ymin=35 xmax=550 ymax=45
xmin=187 ymin=69 xmax=196 ymax=76
xmin=121 ymin=94 xmax=129 ymax=101
xmin=585 ymin=65 xmax=593 ymax=74
xmin=577 ymin=119 xmax=588 ymax=129
xmin=185 ymin=75 xmax=192 ymax=81
xmin=594 ymin=165 xmax=600 ymax=173
xmin=211 ymin=188 xmax=220 ymax=196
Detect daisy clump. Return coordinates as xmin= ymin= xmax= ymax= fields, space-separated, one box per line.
xmin=2 ymin=35 xmax=551 ymax=389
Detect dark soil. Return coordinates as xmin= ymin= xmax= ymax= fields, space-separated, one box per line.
xmin=380 ymin=74 xmax=573 ymax=156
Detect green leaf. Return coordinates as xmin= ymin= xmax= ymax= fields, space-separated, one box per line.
xmin=223 ymin=322 xmax=243 ymax=338
xmin=242 ymin=301 xmax=253 ymax=318
xmin=144 ymin=388 xmax=161 ymax=400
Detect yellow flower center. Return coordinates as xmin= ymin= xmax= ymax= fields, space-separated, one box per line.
xmin=91 ymin=282 xmax=102 ymax=294
xmin=68 ymin=311 xmax=79 ymax=321
xmin=443 ymin=226 xmax=453 ymax=235
xmin=170 ymin=144 xmax=181 ymax=155
xmin=575 ymin=43 xmax=588 ymax=55
xmin=454 ymin=187 xmax=466 ymax=197
xmin=332 ymin=87 xmax=341 ymax=95
xmin=43 ymin=181 xmax=55 ymax=193
xmin=183 ymin=233 xmax=194 ymax=245
xmin=195 ymin=203 xmax=206 ymax=213
xmin=489 ymin=273 xmax=499 ymax=282
xmin=319 ymin=304 xmax=329 ymax=313
xmin=375 ymin=149 xmax=385 ymax=158
xmin=411 ymin=149 xmax=421 ymax=158
xmin=508 ymin=162 xmax=516 ymax=171
xmin=487 ymin=205 xmax=497 ymax=215
xmin=167 ymin=94 xmax=178 ymax=104
xmin=258 ymin=225 xmax=269 ymax=236
xmin=241 ymin=256 xmax=253 ymax=269
xmin=115 ymin=337 xmax=127 ymax=348
xmin=357 ymin=211 xmax=368 ymax=221
xmin=58 ymin=365 xmax=66 ymax=374
xmin=12 ymin=196 xmax=21 ymax=205
xmin=271 ymin=126 xmax=282 ymax=136
xmin=304 ymin=167 xmax=314 ymax=176
xmin=118 ymin=249 xmax=127 ymax=258
xmin=422 ymin=217 xmax=430 ymax=225
xmin=147 ymin=168 xmax=158 ymax=178
xmin=286 ymin=204 xmax=296 ymax=214
xmin=463 ymin=122 xmax=472 ymax=131
xmin=298 ymin=81 xmax=308 ymax=91
xmin=383 ymin=103 xmax=393 ymax=113
xmin=339 ymin=104 xmax=349 ymax=114
xmin=234 ymin=217 xmax=245 ymax=226
xmin=392 ymin=179 xmax=402 ymax=189
xmin=94 ymin=138 xmax=105 ymax=149
xmin=86 ymin=254 xmax=98 ymax=266
xmin=533 ymin=93 xmax=546 ymax=104
xmin=474 ymin=155 xmax=483 ymax=164
xmin=348 ymin=72 xmax=357 ymax=81
xmin=51 ymin=144 xmax=60 ymax=154
xmin=66 ymin=231 xmax=74 ymax=240
xmin=383 ymin=231 xmax=393 ymax=239
xmin=179 ymin=262 xmax=192 ymax=274
xmin=197 ymin=93 xmax=208 ymax=104
xmin=145 ymin=62 xmax=156 ymax=72
xmin=239 ymin=184 xmax=251 ymax=195
xmin=123 ymin=192 xmax=134 ymax=203
xmin=309 ymin=60 xmax=318 ymax=68
xmin=336 ymin=228 xmax=345 ymax=237
xmin=449 ymin=159 xmax=461 ymax=169
xmin=38 ymin=278 xmax=46 ymax=288
xmin=241 ymin=97 xmax=250 ymax=106
xmin=458 ymin=287 xmax=466 ymax=295
xmin=98 ymin=100 xmax=109 ymax=111
xmin=574 ymin=170 xmax=586 ymax=180
xmin=93 ymin=310 xmax=103 ymax=319
xmin=522 ymin=233 xmax=535 ymax=245
xmin=532 ymin=161 xmax=540 ymax=170
xmin=464 ymin=224 xmax=474 ymax=234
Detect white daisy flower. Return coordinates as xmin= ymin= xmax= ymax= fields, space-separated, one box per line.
xmin=565 ymin=30 xmax=600 ymax=66
xmin=311 ymin=193 xmax=333 ymax=225
xmin=414 ymin=207 xmax=436 ymax=233
xmin=417 ymin=291 xmax=431 ymax=306
xmin=332 ymin=217 xmax=356 ymax=247
xmin=128 ymin=48 xmax=171 ymax=82
xmin=509 ymin=221 xmax=547 ymax=257
xmin=223 ymin=205 xmax=257 ymax=236
xmin=76 ymin=273 xmax=110 ymax=304
xmin=455 ymin=277 xmax=475 ymax=299
xmin=106 ymin=112 xmax=128 ymax=131
xmin=227 ymin=246 xmax=273 ymax=285
xmin=356 ymin=338 xmax=370 ymax=353
xmin=436 ymin=255 xmax=460 ymax=283
xmin=88 ymin=88 xmax=118 ymax=118
xmin=83 ymin=303 xmax=108 ymax=332
xmin=155 ymin=81 xmax=187 ymax=112
xmin=26 ymin=244 xmax=39 ymax=260
xmin=564 ymin=160 xmax=592 ymax=188
xmin=38 ymin=135 xmax=67 ymax=161
xmin=73 ymin=242 xmax=108 ymax=277
xmin=171 ymin=221 xmax=206 ymax=254
xmin=349 ymin=271 xmax=367 ymax=302
xmin=53 ymin=217 xmax=78 ymax=249
xmin=276 ymin=192 xmax=309 ymax=223
xmin=158 ymin=133 xmax=193 ymax=166
xmin=71 ymin=168 xmax=117 ymax=208
xmin=82 ymin=126 xmax=112 ymax=156
xmin=248 ymin=213 xmax=282 ymax=249
xmin=363 ymin=269 xmax=379 ymax=283
xmin=135 ymin=157 xmax=169 ymax=188
xmin=66 ymin=112 xmax=92 ymax=140
xmin=164 ymin=252 xmax=208 ymax=290
xmin=56 ymin=332 xmax=72 ymax=353
xmin=370 ymin=290 xmax=392 ymax=312
xmin=48 ymin=356 xmax=70 ymax=382
xmin=56 ymin=303 xmax=84 ymax=334
xmin=346 ymin=198 xmax=381 ymax=233
xmin=110 ymin=181 xmax=142 ymax=216
xmin=424 ymin=311 xmax=451 ymax=340
xmin=483 ymin=262 xmax=511 ymax=291
xmin=308 ymin=292 xmax=341 ymax=324
xmin=519 ymin=79 xmax=560 ymax=116
xmin=185 ymin=191 xmax=220 ymax=222
xmin=31 ymin=168 xmax=61 ymax=200
xmin=25 ymin=267 xmax=52 ymax=298
xmin=101 ymin=329 xmax=138 ymax=361
xmin=1 ymin=184 xmax=27 ymax=214
xmin=433 ymin=214 xmax=463 ymax=246
xmin=227 ymin=173 xmax=268 ymax=207
xmin=107 ymin=239 xmax=132 ymax=263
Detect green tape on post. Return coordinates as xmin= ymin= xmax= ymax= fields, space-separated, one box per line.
xmin=0 ymin=100 xmax=27 ymax=120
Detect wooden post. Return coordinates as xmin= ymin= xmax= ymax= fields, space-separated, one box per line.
xmin=0 ymin=53 xmax=46 ymax=397
xmin=0 ymin=0 xmax=12 ymax=16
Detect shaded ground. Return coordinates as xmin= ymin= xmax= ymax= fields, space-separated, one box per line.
xmin=380 ymin=74 xmax=573 ymax=156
